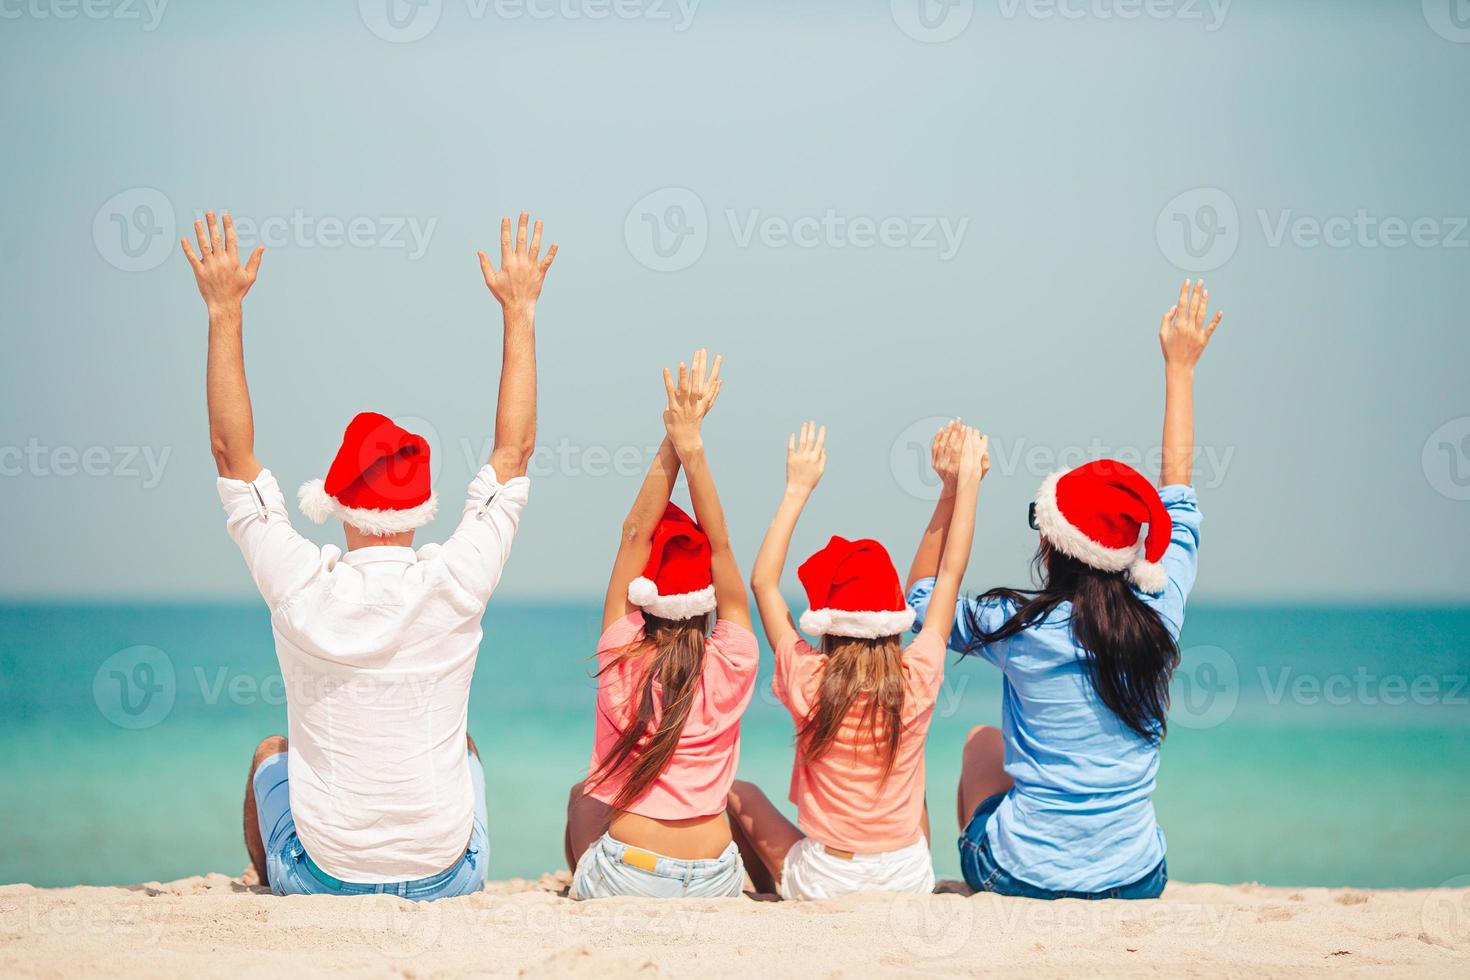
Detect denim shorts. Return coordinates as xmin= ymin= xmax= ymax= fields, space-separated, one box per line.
xmin=253 ymin=751 xmax=488 ymax=901
xmin=958 ymin=793 xmax=1167 ymax=900
xmin=571 ymin=833 xmax=746 ymax=900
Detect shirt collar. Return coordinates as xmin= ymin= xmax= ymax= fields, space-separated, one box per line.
xmin=341 ymin=546 xmax=418 ymax=566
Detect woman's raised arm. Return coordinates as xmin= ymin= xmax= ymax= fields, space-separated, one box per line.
xmin=750 ymin=422 xmax=826 ymax=651
xmin=1158 ymin=279 xmax=1222 ymax=487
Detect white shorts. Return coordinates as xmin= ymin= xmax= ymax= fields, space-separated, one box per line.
xmin=779 ymin=835 xmax=936 ymax=901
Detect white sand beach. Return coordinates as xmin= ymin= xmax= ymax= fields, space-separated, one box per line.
xmin=2 ymin=873 xmax=1465 ymax=978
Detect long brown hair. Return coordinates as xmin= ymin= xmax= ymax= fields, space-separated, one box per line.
xmin=588 ymin=613 xmax=711 ymax=811
xmin=964 ymin=546 xmax=1179 ymax=743
xmin=798 ymin=635 xmax=906 ymax=777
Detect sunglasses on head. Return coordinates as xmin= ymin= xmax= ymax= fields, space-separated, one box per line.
xmin=1028 ymin=502 xmax=1039 ymax=531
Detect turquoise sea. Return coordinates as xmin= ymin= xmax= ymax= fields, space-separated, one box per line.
xmin=1 ymin=601 xmax=1466 ymax=889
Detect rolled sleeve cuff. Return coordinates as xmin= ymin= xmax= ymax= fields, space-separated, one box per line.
xmin=905 ymin=576 xmax=938 ymax=632
xmin=464 ymin=464 xmax=531 ymax=514
xmin=1158 ymin=483 xmax=1198 ymax=508
xmin=217 ymin=468 xmax=288 ymax=521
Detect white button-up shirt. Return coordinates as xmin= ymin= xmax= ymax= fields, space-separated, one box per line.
xmin=217 ymin=463 xmax=529 ymax=882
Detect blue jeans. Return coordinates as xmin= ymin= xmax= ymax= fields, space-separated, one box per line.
xmin=959 ymin=793 xmax=1167 ymax=900
xmin=252 ymin=751 xmax=488 ymax=901
xmin=571 ymin=833 xmax=746 ymax=900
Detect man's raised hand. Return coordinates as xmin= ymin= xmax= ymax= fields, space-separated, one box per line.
xmin=181 ymin=212 xmax=263 ymax=312
xmin=479 ymin=212 xmax=558 ymax=313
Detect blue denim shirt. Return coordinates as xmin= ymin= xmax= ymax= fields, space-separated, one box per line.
xmin=908 ymin=484 xmax=1201 ymax=892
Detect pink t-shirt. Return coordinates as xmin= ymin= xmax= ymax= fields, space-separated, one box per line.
xmin=774 ymin=629 xmax=946 ymax=853
xmin=585 ymin=612 xmax=759 ymax=819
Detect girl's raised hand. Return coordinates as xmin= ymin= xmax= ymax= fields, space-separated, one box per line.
xmin=1159 ymin=279 xmax=1223 ymax=370
xmin=930 ymin=418 xmax=966 ymax=493
xmin=957 ymin=425 xmax=990 ymax=486
xmin=786 ymin=421 xmax=826 ymax=494
xmin=661 ymin=348 xmax=723 ymax=453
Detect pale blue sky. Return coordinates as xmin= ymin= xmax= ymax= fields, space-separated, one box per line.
xmin=0 ymin=1 xmax=1466 ymax=601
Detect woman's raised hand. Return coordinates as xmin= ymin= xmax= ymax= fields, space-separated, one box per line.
xmin=786 ymin=421 xmax=826 ymax=494
xmin=957 ymin=425 xmax=990 ymax=486
xmin=1159 ymin=279 xmax=1223 ymax=371
xmin=934 ymin=417 xmax=981 ymax=493
xmin=662 ymin=348 xmax=723 ymax=453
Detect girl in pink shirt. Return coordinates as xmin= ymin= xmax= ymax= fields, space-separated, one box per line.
xmin=729 ymin=421 xmax=987 ymax=900
xmin=563 ymin=350 xmax=759 ymax=900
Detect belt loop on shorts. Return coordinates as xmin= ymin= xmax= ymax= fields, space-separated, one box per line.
xmin=823 ymin=845 xmax=856 ymax=861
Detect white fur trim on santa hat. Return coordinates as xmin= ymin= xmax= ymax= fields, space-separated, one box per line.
xmin=297 ymin=479 xmax=438 ymax=535
xmin=799 ymin=606 xmax=916 ymax=640
xmin=297 ymin=479 xmax=337 ymax=524
xmin=1033 ymin=471 xmax=1166 ymax=595
xmin=1129 ymin=559 xmax=1168 ymax=595
xmin=627 ymin=578 xmax=717 ymax=620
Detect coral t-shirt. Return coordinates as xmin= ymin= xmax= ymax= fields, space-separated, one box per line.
xmin=774 ymin=630 xmax=946 ymax=853
xmin=585 ymin=612 xmax=759 ymax=819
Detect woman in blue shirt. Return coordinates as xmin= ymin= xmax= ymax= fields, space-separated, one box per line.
xmin=905 ymin=281 xmax=1221 ymax=899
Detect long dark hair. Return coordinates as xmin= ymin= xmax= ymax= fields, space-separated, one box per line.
xmin=966 ymin=546 xmax=1178 ymax=743
xmin=587 ymin=612 xmax=711 ymax=811
xmin=799 ymin=635 xmax=906 ymax=777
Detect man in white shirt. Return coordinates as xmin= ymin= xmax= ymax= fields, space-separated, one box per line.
xmin=181 ymin=210 xmax=556 ymax=899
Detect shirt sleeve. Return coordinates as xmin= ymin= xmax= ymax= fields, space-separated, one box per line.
xmin=704 ymin=620 xmax=761 ymax=716
xmin=1142 ymin=484 xmax=1202 ymax=639
xmin=906 ymin=576 xmax=1010 ymax=668
xmin=901 ymin=629 xmax=947 ymax=713
xmin=772 ymin=633 xmax=824 ymax=721
xmin=435 ymin=464 xmax=531 ymax=607
xmin=216 ymin=468 xmax=326 ymax=611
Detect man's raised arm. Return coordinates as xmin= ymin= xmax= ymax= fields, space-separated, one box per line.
xmin=182 ymin=211 xmax=265 ymax=482
xmin=478 ymin=212 xmax=558 ymax=480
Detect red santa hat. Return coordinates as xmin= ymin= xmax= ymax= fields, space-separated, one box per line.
xmin=297 ymin=412 xmax=438 ymax=535
xmin=1032 ymin=459 xmax=1170 ymax=594
xmin=797 ymin=536 xmax=916 ymax=639
xmin=626 ymin=502 xmax=717 ymax=620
